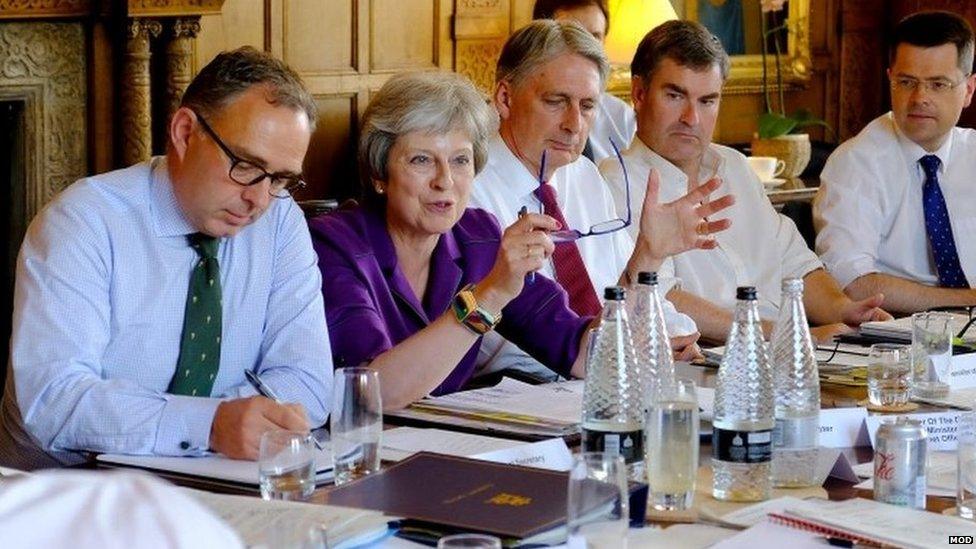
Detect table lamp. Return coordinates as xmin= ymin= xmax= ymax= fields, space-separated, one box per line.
xmin=605 ymin=0 xmax=679 ymax=66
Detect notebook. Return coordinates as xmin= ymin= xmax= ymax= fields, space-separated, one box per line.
xmin=97 ymin=446 xmax=333 ymax=492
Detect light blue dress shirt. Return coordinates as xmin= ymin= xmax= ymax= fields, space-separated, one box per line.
xmin=5 ymin=158 xmax=332 ymax=466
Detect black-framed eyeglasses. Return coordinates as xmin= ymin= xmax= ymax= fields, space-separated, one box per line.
xmin=193 ymin=111 xmax=306 ymax=199
xmin=538 ymin=138 xmax=631 ymax=242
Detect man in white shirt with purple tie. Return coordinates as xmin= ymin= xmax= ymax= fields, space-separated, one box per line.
xmin=815 ymin=11 xmax=976 ymax=314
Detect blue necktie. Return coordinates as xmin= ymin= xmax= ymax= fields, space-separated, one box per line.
xmin=919 ymin=155 xmax=968 ymax=288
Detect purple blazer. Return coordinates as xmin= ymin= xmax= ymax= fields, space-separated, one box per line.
xmin=309 ymin=205 xmax=592 ymax=395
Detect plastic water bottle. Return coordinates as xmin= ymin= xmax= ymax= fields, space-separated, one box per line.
xmin=771 ymin=278 xmax=821 ymax=487
xmin=581 ymin=286 xmax=644 ymax=481
xmin=629 ymin=272 xmax=675 ymax=399
xmin=712 ymin=286 xmax=773 ymax=501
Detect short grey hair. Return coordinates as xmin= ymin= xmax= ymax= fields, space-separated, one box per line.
xmin=359 ymin=71 xmax=496 ymax=201
xmin=181 ymin=46 xmax=318 ymax=131
xmin=496 ymin=20 xmax=610 ymax=88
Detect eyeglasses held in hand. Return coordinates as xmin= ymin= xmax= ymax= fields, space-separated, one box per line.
xmin=537 ymin=138 xmax=631 ymax=243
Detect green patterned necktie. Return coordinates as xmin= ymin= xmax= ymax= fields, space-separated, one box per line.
xmin=168 ymin=233 xmax=222 ymax=397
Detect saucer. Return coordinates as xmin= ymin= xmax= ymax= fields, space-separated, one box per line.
xmin=762 ymin=177 xmax=787 ymax=189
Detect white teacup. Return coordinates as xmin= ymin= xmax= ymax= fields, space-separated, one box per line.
xmin=746 ymin=156 xmax=786 ymax=182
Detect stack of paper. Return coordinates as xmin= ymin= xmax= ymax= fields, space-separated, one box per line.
xmin=861 ymin=313 xmax=975 ymax=343
xmin=187 ymin=488 xmax=390 ymax=548
xmin=97 ymin=446 xmax=333 ymax=491
xmin=386 ymin=378 xmax=583 ymax=439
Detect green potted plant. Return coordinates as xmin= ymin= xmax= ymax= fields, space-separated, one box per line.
xmin=751 ymin=0 xmax=829 ymax=178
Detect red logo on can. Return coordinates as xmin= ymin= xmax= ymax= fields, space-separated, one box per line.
xmin=876 ymin=451 xmax=895 ymax=481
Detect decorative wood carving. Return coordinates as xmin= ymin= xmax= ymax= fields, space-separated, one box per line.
xmin=0 ymin=21 xmax=86 ymax=217
xmin=121 ymin=18 xmax=161 ymax=166
xmin=127 ymin=0 xmax=223 ymax=17
xmin=0 ymin=0 xmax=91 ymax=19
xmin=456 ymin=40 xmax=504 ymax=93
xmin=165 ymin=17 xmax=200 ymax=121
xmin=454 ymin=0 xmax=510 ymax=94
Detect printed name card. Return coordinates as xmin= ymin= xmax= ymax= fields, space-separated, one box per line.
xmin=473 ymin=437 xmax=574 ymax=472
xmin=818 ymin=407 xmax=870 ymax=448
xmin=950 ymin=353 xmax=976 ymax=389
xmin=864 ymin=411 xmax=963 ymax=451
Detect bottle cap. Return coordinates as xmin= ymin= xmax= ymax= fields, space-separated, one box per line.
xmin=637 ymin=272 xmax=657 ymax=285
xmin=736 ymin=286 xmax=757 ymax=300
xmin=604 ymin=286 xmax=626 ymax=301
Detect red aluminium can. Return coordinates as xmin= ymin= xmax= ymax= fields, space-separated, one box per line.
xmin=873 ymin=417 xmax=928 ymax=509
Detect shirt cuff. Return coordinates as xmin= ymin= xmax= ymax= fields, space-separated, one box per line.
xmin=153 ymin=395 xmax=222 ymax=456
xmin=827 ymin=257 xmax=877 ymax=289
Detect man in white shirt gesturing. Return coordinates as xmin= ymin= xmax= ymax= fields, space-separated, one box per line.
xmin=815 ymin=11 xmax=976 ymax=314
xmin=600 ymin=20 xmax=891 ymax=343
xmin=470 ymin=19 xmax=737 ymax=360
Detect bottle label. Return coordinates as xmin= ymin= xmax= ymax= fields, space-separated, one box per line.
xmin=712 ymin=427 xmax=773 ymax=463
xmin=773 ymin=416 xmax=819 ymax=450
xmin=582 ymin=428 xmax=643 ymax=464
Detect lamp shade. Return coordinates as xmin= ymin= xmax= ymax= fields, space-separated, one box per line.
xmin=605 ymin=0 xmax=679 ymax=65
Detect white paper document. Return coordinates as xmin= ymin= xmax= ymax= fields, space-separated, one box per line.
xmin=818 ymin=407 xmax=871 ymax=447
xmin=379 ymin=427 xmax=524 ymax=462
xmin=472 ymin=437 xmax=574 ymax=471
xmin=97 ymin=445 xmax=333 ymax=486
xmin=865 ymin=411 xmax=963 ymax=451
xmin=415 ymin=378 xmax=583 ymax=424
xmin=915 ymin=385 xmax=976 ymax=410
xmin=187 ymin=488 xmax=390 ymax=548
xmin=773 ymin=496 xmax=976 ymax=548
xmin=711 ymin=519 xmax=828 ymax=548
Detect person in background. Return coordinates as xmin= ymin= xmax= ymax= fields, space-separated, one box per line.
xmin=600 ymin=20 xmax=891 ymax=343
xmin=815 ymin=11 xmax=976 ymax=315
xmin=469 ymin=20 xmax=734 ymax=365
xmin=0 ymin=47 xmax=332 ymax=469
xmin=310 ymin=71 xmax=727 ymax=409
xmin=532 ymin=0 xmax=636 ymax=164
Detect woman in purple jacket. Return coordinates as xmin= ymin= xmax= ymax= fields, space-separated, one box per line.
xmin=309 ymin=71 xmax=724 ymax=409
xmin=309 ymin=71 xmax=591 ymax=409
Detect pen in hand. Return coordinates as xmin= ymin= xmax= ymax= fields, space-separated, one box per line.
xmin=518 ymin=206 xmax=536 ymax=284
xmin=244 ymin=369 xmax=324 ymax=451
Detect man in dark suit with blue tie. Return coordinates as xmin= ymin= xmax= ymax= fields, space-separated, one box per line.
xmin=816 ymin=11 xmax=976 ymax=314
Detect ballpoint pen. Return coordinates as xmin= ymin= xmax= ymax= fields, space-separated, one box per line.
xmin=244 ymin=369 xmax=324 ymax=450
xmin=519 ymin=205 xmax=536 ymax=284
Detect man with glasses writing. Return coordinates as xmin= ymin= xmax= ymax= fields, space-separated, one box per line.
xmin=601 ymin=21 xmax=891 ymax=343
xmin=816 ymin=11 xmax=976 ymax=315
xmin=470 ymin=20 xmax=734 ymax=367
xmin=0 ymin=47 xmax=333 ymax=469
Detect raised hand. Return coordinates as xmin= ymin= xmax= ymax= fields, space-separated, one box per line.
xmin=634 ymin=168 xmax=735 ymax=264
xmin=476 ymin=213 xmax=560 ymax=312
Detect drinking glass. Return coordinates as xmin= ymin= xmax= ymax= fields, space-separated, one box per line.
xmin=959 ymin=412 xmax=976 ymax=520
xmin=259 ymin=430 xmax=316 ymax=501
xmin=567 ymin=452 xmax=629 ymax=549
xmin=866 ymin=343 xmax=912 ymax=407
xmin=437 ymin=533 xmax=502 ymax=549
xmin=331 ymin=367 xmax=383 ymax=485
xmin=644 ymin=378 xmax=699 ymax=511
xmin=912 ymin=312 xmax=953 ymax=399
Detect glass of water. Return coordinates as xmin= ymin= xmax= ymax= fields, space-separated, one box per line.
xmin=331 ymin=367 xmax=383 ymax=485
xmin=959 ymin=412 xmax=976 ymax=520
xmin=644 ymin=378 xmax=699 ymax=511
xmin=567 ymin=452 xmax=629 ymax=549
xmin=259 ymin=430 xmax=316 ymax=501
xmin=867 ymin=343 xmax=912 ymax=407
xmin=437 ymin=533 xmax=502 ymax=548
xmin=912 ymin=312 xmax=953 ymax=399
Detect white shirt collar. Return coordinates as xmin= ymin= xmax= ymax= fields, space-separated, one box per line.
xmin=487 ymin=134 xmax=543 ymax=199
xmin=628 ymin=136 xmax=724 ymax=188
xmin=893 ymin=113 xmax=955 ymax=175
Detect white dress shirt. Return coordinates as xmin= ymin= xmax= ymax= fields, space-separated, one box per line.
xmin=589 ymin=93 xmax=637 ymax=164
xmin=815 ymin=112 xmax=976 ymax=288
xmin=470 ymin=134 xmax=697 ymax=335
xmin=601 ymin=138 xmax=823 ymax=320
